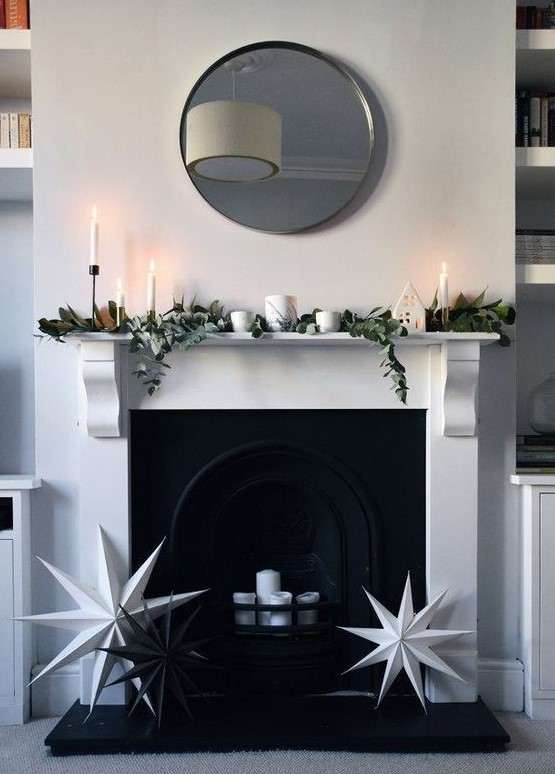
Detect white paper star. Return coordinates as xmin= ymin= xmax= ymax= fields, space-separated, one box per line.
xmin=19 ymin=526 xmax=207 ymax=713
xmin=339 ymin=573 xmax=471 ymax=711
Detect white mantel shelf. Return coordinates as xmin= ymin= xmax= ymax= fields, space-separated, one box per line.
xmin=75 ymin=332 xmax=498 ymax=439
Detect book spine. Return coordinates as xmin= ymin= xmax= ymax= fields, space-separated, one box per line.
xmin=0 ymin=113 xmax=9 ymax=149
xmin=516 ymin=466 xmax=555 ymax=473
xmin=530 ymin=93 xmax=541 ymax=146
xmin=8 ymin=112 xmax=18 ymax=148
xmin=0 ymin=0 xmax=6 ymax=29
xmin=526 ymin=5 xmax=536 ymax=29
xmin=541 ymin=96 xmax=549 ymax=146
xmin=18 ymin=113 xmax=31 ymax=148
xmin=516 ymin=6 xmax=527 ymax=29
xmin=549 ymin=97 xmax=555 ymax=146
xmin=518 ymin=434 xmax=555 ymax=445
xmin=5 ymin=0 xmax=28 ymax=29
xmin=519 ymin=90 xmax=530 ymax=147
xmin=517 ymin=451 xmax=555 ymax=462
xmin=517 ymin=445 xmax=555 ymax=451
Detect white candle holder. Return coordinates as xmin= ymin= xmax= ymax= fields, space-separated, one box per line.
xmin=264 ymin=295 xmax=297 ymax=332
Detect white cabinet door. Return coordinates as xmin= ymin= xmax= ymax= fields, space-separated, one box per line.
xmin=0 ymin=540 xmax=15 ymax=701
xmin=540 ymin=493 xmax=555 ymax=691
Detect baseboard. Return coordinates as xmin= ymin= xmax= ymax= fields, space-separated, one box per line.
xmin=31 ymin=663 xmax=80 ymax=718
xmin=478 ymin=658 xmax=524 ymax=712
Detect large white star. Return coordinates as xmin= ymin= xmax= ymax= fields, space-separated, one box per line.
xmin=19 ymin=526 xmax=207 ymax=714
xmin=339 ymin=573 xmax=471 ymax=711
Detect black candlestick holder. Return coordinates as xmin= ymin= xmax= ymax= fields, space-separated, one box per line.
xmin=89 ymin=264 xmax=100 ymax=331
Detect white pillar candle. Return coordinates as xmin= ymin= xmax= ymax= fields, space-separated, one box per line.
xmin=296 ymin=591 xmax=320 ymax=625
xmin=233 ymin=592 xmax=256 ymax=626
xmin=269 ymin=591 xmax=292 ymax=627
xmin=230 ymin=310 xmax=255 ymax=332
xmin=147 ymin=260 xmax=156 ymax=312
xmin=439 ymin=262 xmax=449 ymax=309
xmin=264 ymin=295 xmax=297 ymax=332
xmin=116 ymin=278 xmax=125 ymax=308
xmin=89 ymin=205 xmax=99 ymax=267
xmin=256 ymin=569 xmax=281 ymax=625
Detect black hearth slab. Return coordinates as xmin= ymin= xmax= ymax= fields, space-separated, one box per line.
xmin=45 ymin=696 xmax=509 ymax=756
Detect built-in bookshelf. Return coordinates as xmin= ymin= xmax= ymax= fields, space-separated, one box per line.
xmin=0 ymin=28 xmax=31 ymax=201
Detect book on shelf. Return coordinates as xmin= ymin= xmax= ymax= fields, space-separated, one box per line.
xmin=0 ymin=112 xmax=32 ymax=149
xmin=517 ymin=434 xmax=555 ymax=446
xmin=516 ymin=230 xmax=555 ymax=264
xmin=0 ymin=0 xmax=6 ymax=30
xmin=5 ymin=0 xmax=29 ymax=29
xmin=516 ymin=3 xmax=555 ymax=28
xmin=517 ymin=451 xmax=555 ymax=462
xmin=516 ymin=467 xmax=555 ymax=474
xmin=516 ymin=91 xmax=555 ymax=148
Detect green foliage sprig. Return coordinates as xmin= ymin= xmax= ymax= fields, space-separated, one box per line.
xmin=127 ymin=299 xmax=228 ymax=395
xmin=426 ymin=288 xmax=516 ymax=346
xmin=295 ymin=307 xmax=408 ymax=403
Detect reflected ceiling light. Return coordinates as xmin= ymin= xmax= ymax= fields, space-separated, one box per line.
xmin=186 ymin=100 xmax=282 ymax=182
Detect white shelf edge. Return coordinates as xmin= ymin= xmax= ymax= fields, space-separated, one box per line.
xmin=516 ymin=29 xmax=555 ymax=51
xmin=516 ymin=147 xmax=555 ymax=168
xmin=0 ymin=148 xmax=33 ymax=169
xmin=0 ymin=475 xmax=41 ymax=490
xmin=516 ymin=264 xmax=555 ymax=284
xmin=511 ymin=473 xmax=555 ymax=486
xmin=70 ymin=331 xmax=499 ymax=347
xmin=0 ymin=29 xmax=31 ymax=51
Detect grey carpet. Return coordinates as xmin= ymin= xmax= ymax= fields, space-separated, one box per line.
xmin=0 ymin=713 xmax=554 ymax=774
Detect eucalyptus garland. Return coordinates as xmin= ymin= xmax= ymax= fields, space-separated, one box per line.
xmin=37 ymin=290 xmax=515 ymax=405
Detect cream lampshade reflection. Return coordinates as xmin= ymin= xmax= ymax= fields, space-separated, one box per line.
xmin=186 ymin=100 xmax=282 ymax=182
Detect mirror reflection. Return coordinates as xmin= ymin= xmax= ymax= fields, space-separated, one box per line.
xmin=180 ymin=42 xmax=374 ymax=233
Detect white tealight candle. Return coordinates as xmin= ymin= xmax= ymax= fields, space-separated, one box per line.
xmin=296 ymin=591 xmax=320 ymax=625
xmin=439 ymin=262 xmax=449 ymax=309
xmin=147 ymin=260 xmax=156 ymax=313
xmin=89 ymin=205 xmax=99 ymax=267
xmin=233 ymin=592 xmax=256 ymax=626
xmin=269 ymin=591 xmax=292 ymax=627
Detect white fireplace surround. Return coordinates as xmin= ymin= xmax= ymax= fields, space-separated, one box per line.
xmin=75 ymin=331 xmax=496 ymax=705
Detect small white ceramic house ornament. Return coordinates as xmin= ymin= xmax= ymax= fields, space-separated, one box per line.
xmin=393 ymin=282 xmax=426 ymax=332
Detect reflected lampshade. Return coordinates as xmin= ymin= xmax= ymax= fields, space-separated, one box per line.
xmin=186 ymin=100 xmax=282 ymax=182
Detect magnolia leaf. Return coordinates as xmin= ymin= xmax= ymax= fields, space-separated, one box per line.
xmin=466 ymin=288 xmax=487 ymax=308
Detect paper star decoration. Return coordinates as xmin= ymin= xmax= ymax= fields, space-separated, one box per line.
xmin=19 ymin=526 xmax=207 ymax=714
xmin=339 ymin=573 xmax=471 ymax=711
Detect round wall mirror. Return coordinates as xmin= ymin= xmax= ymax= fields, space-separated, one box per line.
xmin=180 ymin=42 xmax=374 ymax=233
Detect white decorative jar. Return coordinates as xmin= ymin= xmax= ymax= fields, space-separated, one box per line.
xmin=528 ymin=373 xmax=555 ymax=433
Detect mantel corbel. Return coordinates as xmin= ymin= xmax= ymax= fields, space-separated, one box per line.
xmin=76 ymin=333 xmax=496 ymax=439
xmin=441 ymin=339 xmax=483 ymax=436
xmin=80 ymin=340 xmax=121 ymax=437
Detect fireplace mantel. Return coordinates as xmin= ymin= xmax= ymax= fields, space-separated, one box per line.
xmin=75 ymin=332 xmax=497 ymax=439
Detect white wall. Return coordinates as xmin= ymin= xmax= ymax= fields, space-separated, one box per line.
xmin=29 ymin=0 xmax=517 ymax=707
xmin=0 ymin=202 xmax=34 ymax=474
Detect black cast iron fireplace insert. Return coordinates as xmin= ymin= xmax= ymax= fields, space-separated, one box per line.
xmin=44 ymin=408 xmax=510 ymax=754
xmin=131 ymin=408 xmax=426 ymax=697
